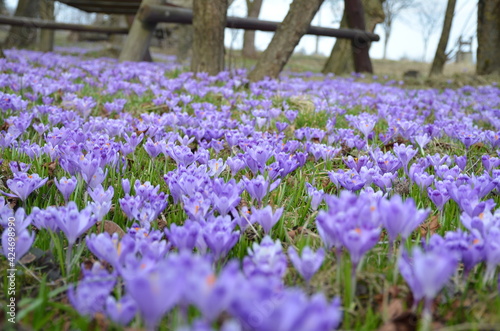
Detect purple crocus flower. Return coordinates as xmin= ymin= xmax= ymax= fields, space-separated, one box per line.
xmin=427 ymin=184 xmax=450 ymax=211
xmin=54 ymin=176 xmax=78 ymax=203
xmin=0 ymin=206 xmax=31 ymax=232
xmin=379 ymin=195 xmax=430 ymax=245
xmin=399 ymin=246 xmax=458 ymax=315
xmin=121 ymin=178 xmax=131 ymax=195
xmin=305 ymin=182 xmax=324 ymax=211
xmin=455 ymin=155 xmax=467 ymax=171
xmin=393 ymin=143 xmax=417 ymax=174
xmin=202 ymin=215 xmax=240 ymax=260
xmin=226 ymin=156 xmax=246 ymax=176
xmin=276 ymin=121 xmax=288 ymax=132
xmin=288 ymin=246 xmax=325 ymax=283
xmin=1 ymin=172 xmax=48 ymax=202
xmin=341 ymin=225 xmax=381 ymax=271
xmin=398 ymin=250 xmax=424 ymax=308
xmin=166 ymin=144 xmax=199 ymax=166
xmin=183 ymin=193 xmax=212 ymax=222
xmin=235 ymin=206 xmax=256 ymax=231
xmin=443 ymin=230 xmax=484 ymax=277
xmin=412 ymin=171 xmax=434 ymax=191
xmin=343 ymin=155 xmax=373 ymax=173
xmin=372 ymin=172 xmax=397 ymax=193
xmin=353 ymin=114 xmax=377 ymax=139
xmin=247 ymin=145 xmax=273 ymax=168
xmin=9 ymin=161 xmax=31 ymax=174
xmin=53 ymin=202 xmax=97 ymax=245
xmin=207 ymin=158 xmax=226 ymax=177
xmin=143 ymin=138 xmax=165 ymax=158
xmin=250 ymin=205 xmax=284 ymax=234
xmin=243 ymin=175 xmax=280 ymax=204
xmin=243 ymin=235 xmax=287 ymax=280
xmin=482 ymin=155 xmax=500 ymax=173
xmin=414 ymin=133 xmax=431 ymax=150
xmin=2 ymin=228 xmax=34 ymax=264
xmin=375 ymin=152 xmax=402 ymax=174
xmin=105 ymin=295 xmax=137 ymax=326
xmin=86 ymin=232 xmax=135 ymax=269
xmin=68 ymin=262 xmax=116 ymax=317
xmin=164 ymin=220 xmax=200 ymax=252
xmin=123 ymin=258 xmax=183 ymax=330
xmin=427 ymin=153 xmax=450 ymax=167
xmin=187 ymin=261 xmax=242 ymax=322
xmin=123 ymin=132 xmax=144 ymax=150
xmin=83 ymin=167 xmax=108 ymax=190
xmin=211 ymin=178 xmax=242 ymax=216
xmin=484 ymin=227 xmax=500 ymax=282
xmin=328 ymin=170 xmax=366 ymax=192
xmin=88 ymin=185 xmax=114 ymax=204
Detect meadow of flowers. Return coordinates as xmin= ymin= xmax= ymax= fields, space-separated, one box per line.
xmin=0 ymin=48 xmax=499 ymax=330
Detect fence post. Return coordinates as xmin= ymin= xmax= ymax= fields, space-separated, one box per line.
xmin=119 ymin=0 xmax=158 ymax=62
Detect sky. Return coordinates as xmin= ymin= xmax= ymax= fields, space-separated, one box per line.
xmin=5 ymin=0 xmax=478 ymax=63
xmin=225 ymin=0 xmax=477 ymax=62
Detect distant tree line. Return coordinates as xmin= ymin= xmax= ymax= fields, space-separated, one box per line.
xmin=1 ymin=0 xmax=499 ymax=76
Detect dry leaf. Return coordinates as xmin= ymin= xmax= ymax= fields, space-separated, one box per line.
xmin=95 ymin=220 xmax=126 ymax=237
xmin=156 ymin=218 xmax=168 ymax=231
xmin=386 ymin=299 xmax=404 ymax=320
xmin=91 ymin=312 xmax=109 ymax=330
xmin=419 ymin=215 xmax=440 ymax=237
xmin=0 ymin=121 xmax=10 ymax=131
xmin=377 ymin=311 xmax=418 ymax=331
xmin=44 ymin=161 xmax=58 ymax=177
xmin=19 ymin=252 xmax=36 ymax=264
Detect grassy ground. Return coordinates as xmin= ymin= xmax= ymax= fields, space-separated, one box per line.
xmin=0 ymin=43 xmax=499 ymax=330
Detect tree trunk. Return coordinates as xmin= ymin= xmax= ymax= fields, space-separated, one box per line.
xmin=119 ymin=0 xmax=158 ymax=63
xmin=323 ymin=0 xmax=383 ymax=75
xmin=345 ymin=0 xmax=373 ymax=73
xmin=429 ymin=0 xmax=456 ymax=76
xmin=0 ymin=0 xmax=7 ymax=15
xmin=248 ymin=0 xmax=324 ymax=82
xmin=382 ymin=26 xmax=390 ymax=59
xmin=39 ymin=0 xmax=55 ymax=52
xmin=191 ymin=0 xmax=228 ymax=75
xmin=4 ymin=0 xmax=40 ymax=49
xmin=242 ymin=0 xmax=263 ymax=58
xmin=477 ymin=0 xmax=500 ymax=75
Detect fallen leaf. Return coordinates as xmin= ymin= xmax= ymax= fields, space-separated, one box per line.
xmin=156 ymin=218 xmax=168 ymax=231
xmin=377 ymin=311 xmax=418 ymax=331
xmin=43 ymin=161 xmax=58 ymax=177
xmin=386 ymin=299 xmax=404 ymax=320
xmin=0 ymin=121 xmax=10 ymax=131
xmin=95 ymin=220 xmax=126 ymax=237
xmin=90 ymin=312 xmax=109 ymax=330
xmin=419 ymin=215 xmax=440 ymax=237
xmin=19 ymin=252 xmax=36 ymax=264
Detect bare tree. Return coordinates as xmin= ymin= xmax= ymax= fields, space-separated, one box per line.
xmin=248 ymin=0 xmax=324 ymax=82
xmin=429 ymin=0 xmax=456 ymax=76
xmin=242 ymin=0 xmax=263 ymax=58
xmin=382 ymin=0 xmax=415 ymax=59
xmin=416 ymin=1 xmax=443 ymax=62
xmin=0 ymin=0 xmax=6 ymax=15
xmin=191 ymin=0 xmax=229 ymax=74
xmin=39 ymin=0 xmax=55 ymax=52
xmin=323 ymin=0 xmax=384 ymax=74
xmin=345 ymin=0 xmax=373 ymax=72
xmin=4 ymin=0 xmax=41 ymax=49
xmin=477 ymin=0 xmax=500 ymax=75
